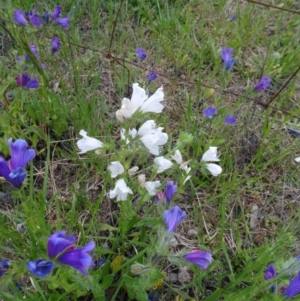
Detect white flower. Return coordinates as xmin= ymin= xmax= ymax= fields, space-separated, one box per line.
xmin=295 ymin=157 xmax=300 ymax=163
xmin=154 ymin=156 xmax=173 ymax=173
xmin=138 ymin=120 xmax=168 ymax=155
xmin=201 ymin=147 xmax=220 ymax=162
xmin=145 ymin=181 xmax=161 ymax=195
xmin=116 ymin=83 xmax=164 ymax=122
xmin=120 ymin=128 xmax=137 ymax=144
xmin=201 ymin=147 xmax=222 ymax=176
xmin=109 ymin=179 xmax=133 ymax=201
xmin=77 ymin=129 xmax=104 ymax=154
xmin=108 ymin=161 xmax=124 ymax=178
xmin=171 ymin=150 xmax=183 ymax=164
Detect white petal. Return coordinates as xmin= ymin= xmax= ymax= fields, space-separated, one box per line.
xmin=201 ymin=146 xmax=220 ymax=162
xmin=183 ymin=175 xmax=191 ymax=184
xmin=171 ymin=150 xmax=182 ymax=164
xmin=140 ymin=86 xmax=164 ymax=113
xmin=109 ymin=179 xmax=133 ymax=201
xmin=116 ymin=110 xmax=124 ymax=122
xmin=206 ymin=163 xmax=222 ymax=176
xmin=295 ymin=157 xmax=300 ymax=162
xmin=77 ymin=129 xmax=104 ymax=154
xmin=108 ymin=161 xmax=124 ymax=178
xmin=144 ymin=181 xmax=161 ymax=195
xmin=154 ymin=156 xmax=173 ymax=173
xmin=138 ymin=120 xmax=156 ymax=137
xmin=130 ymin=83 xmax=148 ymax=108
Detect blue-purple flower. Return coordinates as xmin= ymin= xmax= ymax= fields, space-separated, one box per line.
xmin=24 ymin=44 xmax=39 ymax=61
xmin=221 ymin=47 xmax=236 ymax=71
xmin=28 ymin=13 xmax=42 ymax=28
xmin=15 ymin=73 xmax=39 ymax=89
xmin=0 ymin=259 xmax=10 ymax=277
xmin=163 ymin=205 xmax=186 ymax=233
xmin=284 ymin=272 xmax=300 ymax=299
xmin=26 ymin=260 xmax=54 ymax=278
xmin=51 ymin=37 xmax=61 ymax=54
xmin=165 ymin=181 xmax=177 ymax=203
xmin=147 ymin=72 xmax=157 ymax=82
xmin=183 ymin=250 xmax=213 ymax=270
xmin=203 ymin=107 xmax=217 ymax=119
xmin=254 ymin=76 xmax=271 ymax=92
xmin=264 ymin=264 xmax=276 ymax=280
xmin=56 ymin=15 xmax=70 ymax=29
xmin=47 ymin=231 xmax=95 ymax=275
xmin=13 ymin=10 xmax=28 ymax=26
xmin=224 ymin=115 xmax=237 ymax=125
xmin=0 ymin=139 xmax=35 ymax=188
xmin=136 ymin=47 xmax=147 ymax=60
xmin=51 ymin=4 xmax=62 ymax=20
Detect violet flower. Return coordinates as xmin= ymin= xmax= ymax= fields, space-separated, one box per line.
xmin=26 ymin=260 xmax=54 ymax=278
xmin=0 ymin=138 xmax=35 ymax=188
xmin=28 ymin=13 xmax=42 ymax=27
xmin=165 ymin=181 xmax=177 ymax=203
xmin=47 ymin=231 xmax=95 ymax=275
xmin=51 ymin=37 xmax=61 ymax=54
xmin=264 ymin=264 xmax=276 ymax=280
xmin=147 ymin=72 xmax=157 ymax=82
xmin=13 ymin=10 xmax=28 ymax=26
xmin=183 ymin=250 xmax=213 ymax=270
xmin=0 ymin=259 xmax=10 ymax=277
xmin=42 ymin=12 xmax=50 ymax=23
xmin=136 ymin=47 xmax=147 ymax=60
xmin=163 ymin=205 xmax=186 ymax=233
xmin=203 ymin=107 xmax=217 ymax=119
xmin=24 ymin=44 xmax=39 ymax=61
xmin=56 ymin=15 xmax=70 ymax=29
xmin=221 ymin=47 xmax=236 ymax=71
xmin=254 ymin=76 xmax=271 ymax=92
xmin=51 ymin=4 xmax=62 ymax=20
xmin=15 ymin=73 xmax=39 ymax=89
xmin=224 ymin=115 xmax=237 ymax=125
xmin=284 ymin=272 xmax=300 ymax=299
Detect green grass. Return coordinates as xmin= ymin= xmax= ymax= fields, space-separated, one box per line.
xmin=0 ymin=0 xmax=300 ymax=300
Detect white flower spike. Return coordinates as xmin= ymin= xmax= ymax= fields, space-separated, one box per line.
xmin=108 ymin=161 xmax=125 ymax=178
xmin=116 ymin=83 xmax=164 ymax=122
xmin=109 ymin=179 xmax=133 ymax=201
xmin=77 ymin=129 xmax=104 ymax=154
xmin=145 ymin=181 xmax=161 ymax=196
xmin=201 ymin=147 xmax=222 ymax=177
xmin=154 ymin=156 xmax=173 ymax=174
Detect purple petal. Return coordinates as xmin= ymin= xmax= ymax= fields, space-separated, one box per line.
xmin=29 ymin=44 xmax=39 ymax=58
xmin=29 ymin=14 xmax=42 ymax=28
xmin=8 ymin=138 xmax=35 ymax=170
xmin=0 ymin=259 xmax=10 ymax=277
xmin=26 ymin=77 xmax=39 ymax=89
xmin=165 ymin=181 xmax=177 ymax=203
xmin=47 ymin=231 xmax=76 ymax=259
xmin=8 ymin=167 xmax=26 ymax=188
xmin=183 ymin=250 xmax=213 ymax=270
xmin=26 ymin=260 xmax=54 ymax=278
xmin=221 ymin=47 xmax=235 ymax=70
xmin=56 ymin=15 xmax=70 ymax=29
xmin=51 ymin=4 xmax=62 ymax=20
xmin=147 ymin=72 xmax=157 ymax=82
xmin=224 ymin=115 xmax=237 ymax=125
xmin=254 ymin=76 xmax=272 ymax=92
xmin=203 ymin=107 xmax=217 ymax=118
xmin=13 ymin=10 xmax=27 ymax=26
xmin=58 ymin=241 xmax=95 ymax=275
xmin=284 ymin=272 xmax=300 ymax=298
xmin=51 ymin=37 xmax=61 ymax=54
xmin=264 ymin=264 xmax=276 ymax=280
xmin=15 ymin=73 xmax=31 ymax=87
xmin=0 ymin=158 xmax=12 ymax=181
xmin=136 ymin=47 xmax=146 ymax=60
xmin=163 ymin=205 xmax=186 ymax=233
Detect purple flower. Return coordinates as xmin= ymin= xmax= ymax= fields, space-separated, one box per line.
xmin=15 ymin=73 xmax=39 ymax=89
xmin=221 ymin=47 xmax=236 ymax=71
xmin=165 ymin=181 xmax=177 ymax=203
xmin=26 ymin=260 xmax=54 ymax=278
xmin=0 ymin=138 xmax=35 ymax=188
xmin=47 ymin=231 xmax=95 ymax=275
xmin=24 ymin=44 xmax=39 ymax=61
xmin=136 ymin=47 xmax=147 ymax=60
xmin=230 ymin=15 xmax=237 ymax=22
xmin=284 ymin=272 xmax=300 ymax=299
xmin=56 ymin=15 xmax=70 ymax=29
xmin=254 ymin=76 xmax=271 ymax=92
xmin=183 ymin=250 xmax=213 ymax=270
xmin=51 ymin=37 xmax=61 ymax=54
xmin=163 ymin=205 xmax=186 ymax=233
xmin=13 ymin=10 xmax=27 ymax=26
xmin=42 ymin=12 xmax=50 ymax=23
xmin=0 ymin=259 xmax=10 ymax=277
xmin=51 ymin=4 xmax=62 ymax=20
xmin=224 ymin=115 xmax=237 ymax=125
xmin=264 ymin=264 xmax=276 ymax=280
xmin=204 ymin=107 xmax=217 ymax=118
xmin=147 ymin=72 xmax=157 ymax=82
xmin=28 ymin=13 xmax=42 ymax=28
